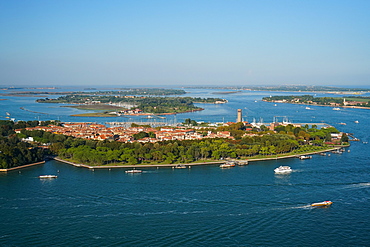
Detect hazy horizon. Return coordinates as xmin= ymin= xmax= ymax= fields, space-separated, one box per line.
xmin=1 ymin=0 xmax=369 ymax=87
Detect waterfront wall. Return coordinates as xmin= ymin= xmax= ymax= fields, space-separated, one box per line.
xmin=0 ymin=161 xmax=45 ymax=172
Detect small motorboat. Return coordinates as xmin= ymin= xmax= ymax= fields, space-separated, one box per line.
xmin=274 ymin=166 xmax=292 ymax=174
xmin=311 ymin=201 xmax=333 ymax=207
xmin=299 ymin=155 xmax=312 ymax=160
xmin=125 ymin=169 xmax=142 ymax=174
xmin=175 ymin=165 xmax=187 ymax=169
xmin=39 ymin=175 xmax=57 ymax=179
xmin=220 ymin=162 xmax=235 ymax=168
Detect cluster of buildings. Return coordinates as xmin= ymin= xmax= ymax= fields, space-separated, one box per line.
xmin=18 ymin=123 xmax=234 ymax=143
xmin=17 ymin=109 xmax=344 ymax=144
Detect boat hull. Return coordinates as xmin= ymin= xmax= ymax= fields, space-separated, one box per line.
xmin=311 ymin=201 xmax=333 ymax=207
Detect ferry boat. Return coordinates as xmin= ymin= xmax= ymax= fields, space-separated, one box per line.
xmin=220 ymin=162 xmax=236 ymax=168
xmin=274 ymin=166 xmax=292 ymax=174
xmin=125 ymin=169 xmax=142 ymax=173
xmin=299 ymin=155 xmax=312 ymax=160
xmin=311 ymin=201 xmax=333 ymax=207
xmin=39 ymin=175 xmax=57 ymax=179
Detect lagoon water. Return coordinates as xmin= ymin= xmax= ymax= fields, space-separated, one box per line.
xmin=1 ymin=88 xmax=370 ymax=246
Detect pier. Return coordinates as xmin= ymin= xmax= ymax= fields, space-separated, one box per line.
xmin=347 ymin=133 xmax=360 ymax=141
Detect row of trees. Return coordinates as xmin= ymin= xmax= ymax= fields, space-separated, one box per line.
xmin=55 ymin=136 xmax=301 ymax=165
xmin=0 ymin=120 xmax=45 ymax=169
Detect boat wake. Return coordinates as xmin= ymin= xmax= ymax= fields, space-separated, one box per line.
xmin=343 ymin=182 xmax=370 ymax=189
xmin=284 ymin=205 xmax=312 ymax=210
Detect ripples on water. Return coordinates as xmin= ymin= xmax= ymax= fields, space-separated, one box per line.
xmin=1 ymin=89 xmax=370 ymax=246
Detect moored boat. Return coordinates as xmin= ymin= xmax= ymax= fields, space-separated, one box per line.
xmin=311 ymin=201 xmax=333 ymax=207
xmin=39 ymin=175 xmax=57 ymax=179
xmin=274 ymin=166 xmax=292 ymax=174
xmin=175 ymin=164 xmax=187 ymax=169
xmin=220 ymin=162 xmax=235 ymax=168
xmin=125 ymin=169 xmax=142 ymax=173
xmin=299 ymin=155 xmax=312 ymax=160
xmin=237 ymin=161 xmax=248 ymax=166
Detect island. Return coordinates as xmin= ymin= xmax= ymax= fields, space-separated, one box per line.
xmin=262 ymin=95 xmax=370 ymax=109
xmin=186 ymin=85 xmax=370 ymax=94
xmin=0 ymin=117 xmax=350 ymax=170
xmin=1 ymin=88 xmax=187 ymax=97
xmin=36 ymin=95 xmax=227 ymax=116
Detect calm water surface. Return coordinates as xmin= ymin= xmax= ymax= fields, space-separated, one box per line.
xmin=1 ymin=89 xmax=370 ymax=246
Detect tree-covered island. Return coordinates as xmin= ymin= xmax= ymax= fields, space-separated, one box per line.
xmin=36 ymin=95 xmax=228 ymax=116
xmin=263 ymin=95 xmax=370 ymax=108
xmin=2 ymin=88 xmax=187 ymax=97
xmin=0 ymin=119 xmax=349 ymax=169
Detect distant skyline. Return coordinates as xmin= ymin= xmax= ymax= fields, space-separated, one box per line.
xmin=1 ymin=0 xmax=370 ymax=87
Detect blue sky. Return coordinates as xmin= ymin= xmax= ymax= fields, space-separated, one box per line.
xmin=1 ymin=0 xmax=369 ymax=87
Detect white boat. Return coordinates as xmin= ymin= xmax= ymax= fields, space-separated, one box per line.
xmin=339 ymin=122 xmax=346 ymax=125
xmin=299 ymin=155 xmax=312 ymax=160
xmin=354 ymin=120 xmax=359 ymax=124
xmin=39 ymin=175 xmax=57 ymax=179
xmin=220 ymin=162 xmax=235 ymax=168
xmin=333 ymin=107 xmax=340 ymax=111
xmin=311 ymin=201 xmax=333 ymax=207
xmin=175 ymin=164 xmax=187 ymax=169
xmin=125 ymin=169 xmax=142 ymax=173
xmin=274 ymin=166 xmax=292 ymax=174
xmin=305 ymin=106 xmax=311 ymax=110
